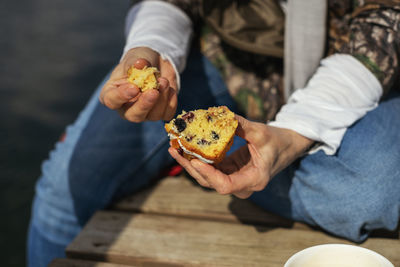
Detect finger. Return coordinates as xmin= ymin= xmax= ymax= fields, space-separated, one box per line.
xmin=109 ymin=64 xmax=125 ymax=81
xmin=113 ymin=77 xmax=129 ymax=86
xmin=235 ymin=115 xmax=270 ymax=148
xmin=168 ymin=147 xmax=211 ymax=188
xmin=99 ymin=76 xmax=123 ymax=103
xmin=163 ymin=89 xmax=178 ymax=121
xmin=99 ymin=76 xmax=133 ymax=104
xmin=146 ymin=77 xmax=170 ymax=121
xmin=193 ymin=155 xmax=262 ymax=195
xmin=214 ymin=145 xmax=251 ymax=174
xmin=228 ymin=162 xmax=267 ymax=193
xmin=233 ymin=191 xmax=253 ymax=199
xmin=122 ymin=89 xmax=159 ymax=122
xmin=157 ymin=57 xmax=178 ymax=120
xmin=134 ymin=58 xmax=151 ymax=70
xmin=168 ymin=147 xmax=211 ymax=187
xmin=191 ymin=160 xmax=234 ymax=195
xmin=122 ymin=48 xmax=159 ymax=73
xmin=159 ymin=57 xmax=177 ymax=90
xmin=158 ymin=77 xmax=169 ymax=91
xmin=101 ymin=83 xmax=140 ymax=110
xmin=234 ymin=114 xmax=253 ymax=140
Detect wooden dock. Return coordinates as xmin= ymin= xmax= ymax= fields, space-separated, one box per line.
xmin=50 ymin=175 xmax=399 ymax=266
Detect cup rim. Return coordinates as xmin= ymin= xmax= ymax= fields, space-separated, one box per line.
xmin=284 ymin=243 xmax=394 ymax=267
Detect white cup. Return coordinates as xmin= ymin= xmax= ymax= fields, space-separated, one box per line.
xmin=284 ymin=244 xmax=394 ymax=267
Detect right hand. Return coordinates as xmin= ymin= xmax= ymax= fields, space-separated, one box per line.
xmin=169 ymin=115 xmax=314 ymax=199
xmin=99 ymin=47 xmax=178 ymax=122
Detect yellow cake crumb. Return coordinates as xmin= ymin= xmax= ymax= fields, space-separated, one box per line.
xmin=127 ymin=66 xmax=160 ymax=92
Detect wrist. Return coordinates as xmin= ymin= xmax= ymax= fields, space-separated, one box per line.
xmin=286 ymin=128 xmax=315 ymax=156
xmin=267 ymin=126 xmax=314 ymax=176
xmin=269 ymin=126 xmax=314 ymax=155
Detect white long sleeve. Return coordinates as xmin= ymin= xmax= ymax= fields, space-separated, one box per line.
xmin=122 ymin=1 xmax=193 ymax=90
xmin=269 ymin=54 xmax=383 ymax=155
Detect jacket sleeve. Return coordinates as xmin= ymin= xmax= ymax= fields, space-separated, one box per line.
xmin=134 ymin=0 xmax=202 ymax=25
xmin=329 ymin=1 xmax=400 ymax=95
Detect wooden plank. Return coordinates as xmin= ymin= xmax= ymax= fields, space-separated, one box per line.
xmin=49 ymin=258 xmax=135 ymax=267
xmin=112 ymin=176 xmax=399 ymax=238
xmin=67 ymin=211 xmax=400 ymax=267
xmin=112 ymin=176 xmax=300 ymax=228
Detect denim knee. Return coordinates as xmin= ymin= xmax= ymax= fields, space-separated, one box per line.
xmin=290 ymin=151 xmax=400 ymax=242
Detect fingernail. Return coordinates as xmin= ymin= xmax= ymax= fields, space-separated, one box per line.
xmin=134 ymin=58 xmax=150 ymax=70
xmin=158 ymin=78 xmax=169 ymax=91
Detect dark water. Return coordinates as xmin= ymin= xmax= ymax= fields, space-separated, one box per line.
xmin=0 ymin=0 xmax=129 ymax=265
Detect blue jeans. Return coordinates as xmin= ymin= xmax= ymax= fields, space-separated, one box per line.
xmin=27 ymin=51 xmax=400 ymax=267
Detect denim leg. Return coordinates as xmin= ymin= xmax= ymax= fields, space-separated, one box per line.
xmin=27 ymin=50 xmax=237 ymax=267
xmin=27 ymin=222 xmax=66 ymax=266
xmin=251 ymin=91 xmax=400 ymax=242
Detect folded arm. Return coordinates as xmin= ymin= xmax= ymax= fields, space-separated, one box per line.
xmin=270 ymin=2 xmax=400 ymax=154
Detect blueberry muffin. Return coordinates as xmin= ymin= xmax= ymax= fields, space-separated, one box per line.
xmin=165 ymin=106 xmax=238 ymax=164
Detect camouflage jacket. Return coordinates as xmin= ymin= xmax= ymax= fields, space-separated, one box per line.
xmin=138 ymin=0 xmax=400 ymax=122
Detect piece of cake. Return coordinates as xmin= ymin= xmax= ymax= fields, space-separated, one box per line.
xmin=127 ymin=66 xmax=160 ymax=92
xmin=165 ymin=106 xmax=238 ymax=164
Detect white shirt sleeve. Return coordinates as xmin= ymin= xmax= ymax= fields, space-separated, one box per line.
xmin=122 ymin=0 xmax=193 ymax=90
xmin=268 ymin=54 xmax=383 ymax=155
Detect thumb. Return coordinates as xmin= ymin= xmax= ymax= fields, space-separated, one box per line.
xmin=234 ymin=114 xmax=253 ymax=140
xmin=108 ymin=63 xmax=126 ymax=82
xmin=122 ymin=47 xmax=159 ymax=72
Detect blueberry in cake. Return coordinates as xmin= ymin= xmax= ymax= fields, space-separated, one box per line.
xmin=127 ymin=65 xmax=160 ymax=92
xmin=165 ymin=106 xmax=238 ymax=164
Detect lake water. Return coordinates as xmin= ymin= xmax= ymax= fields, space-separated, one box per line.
xmin=0 ymin=0 xmax=128 ymax=265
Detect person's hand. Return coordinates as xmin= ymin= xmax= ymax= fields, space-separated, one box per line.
xmin=99 ymin=47 xmax=178 ymax=122
xmin=168 ymin=115 xmax=314 ymax=199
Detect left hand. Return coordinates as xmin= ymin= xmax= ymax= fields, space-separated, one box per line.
xmin=99 ymin=47 xmax=178 ymax=122
xmin=168 ymin=115 xmax=314 ymax=199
